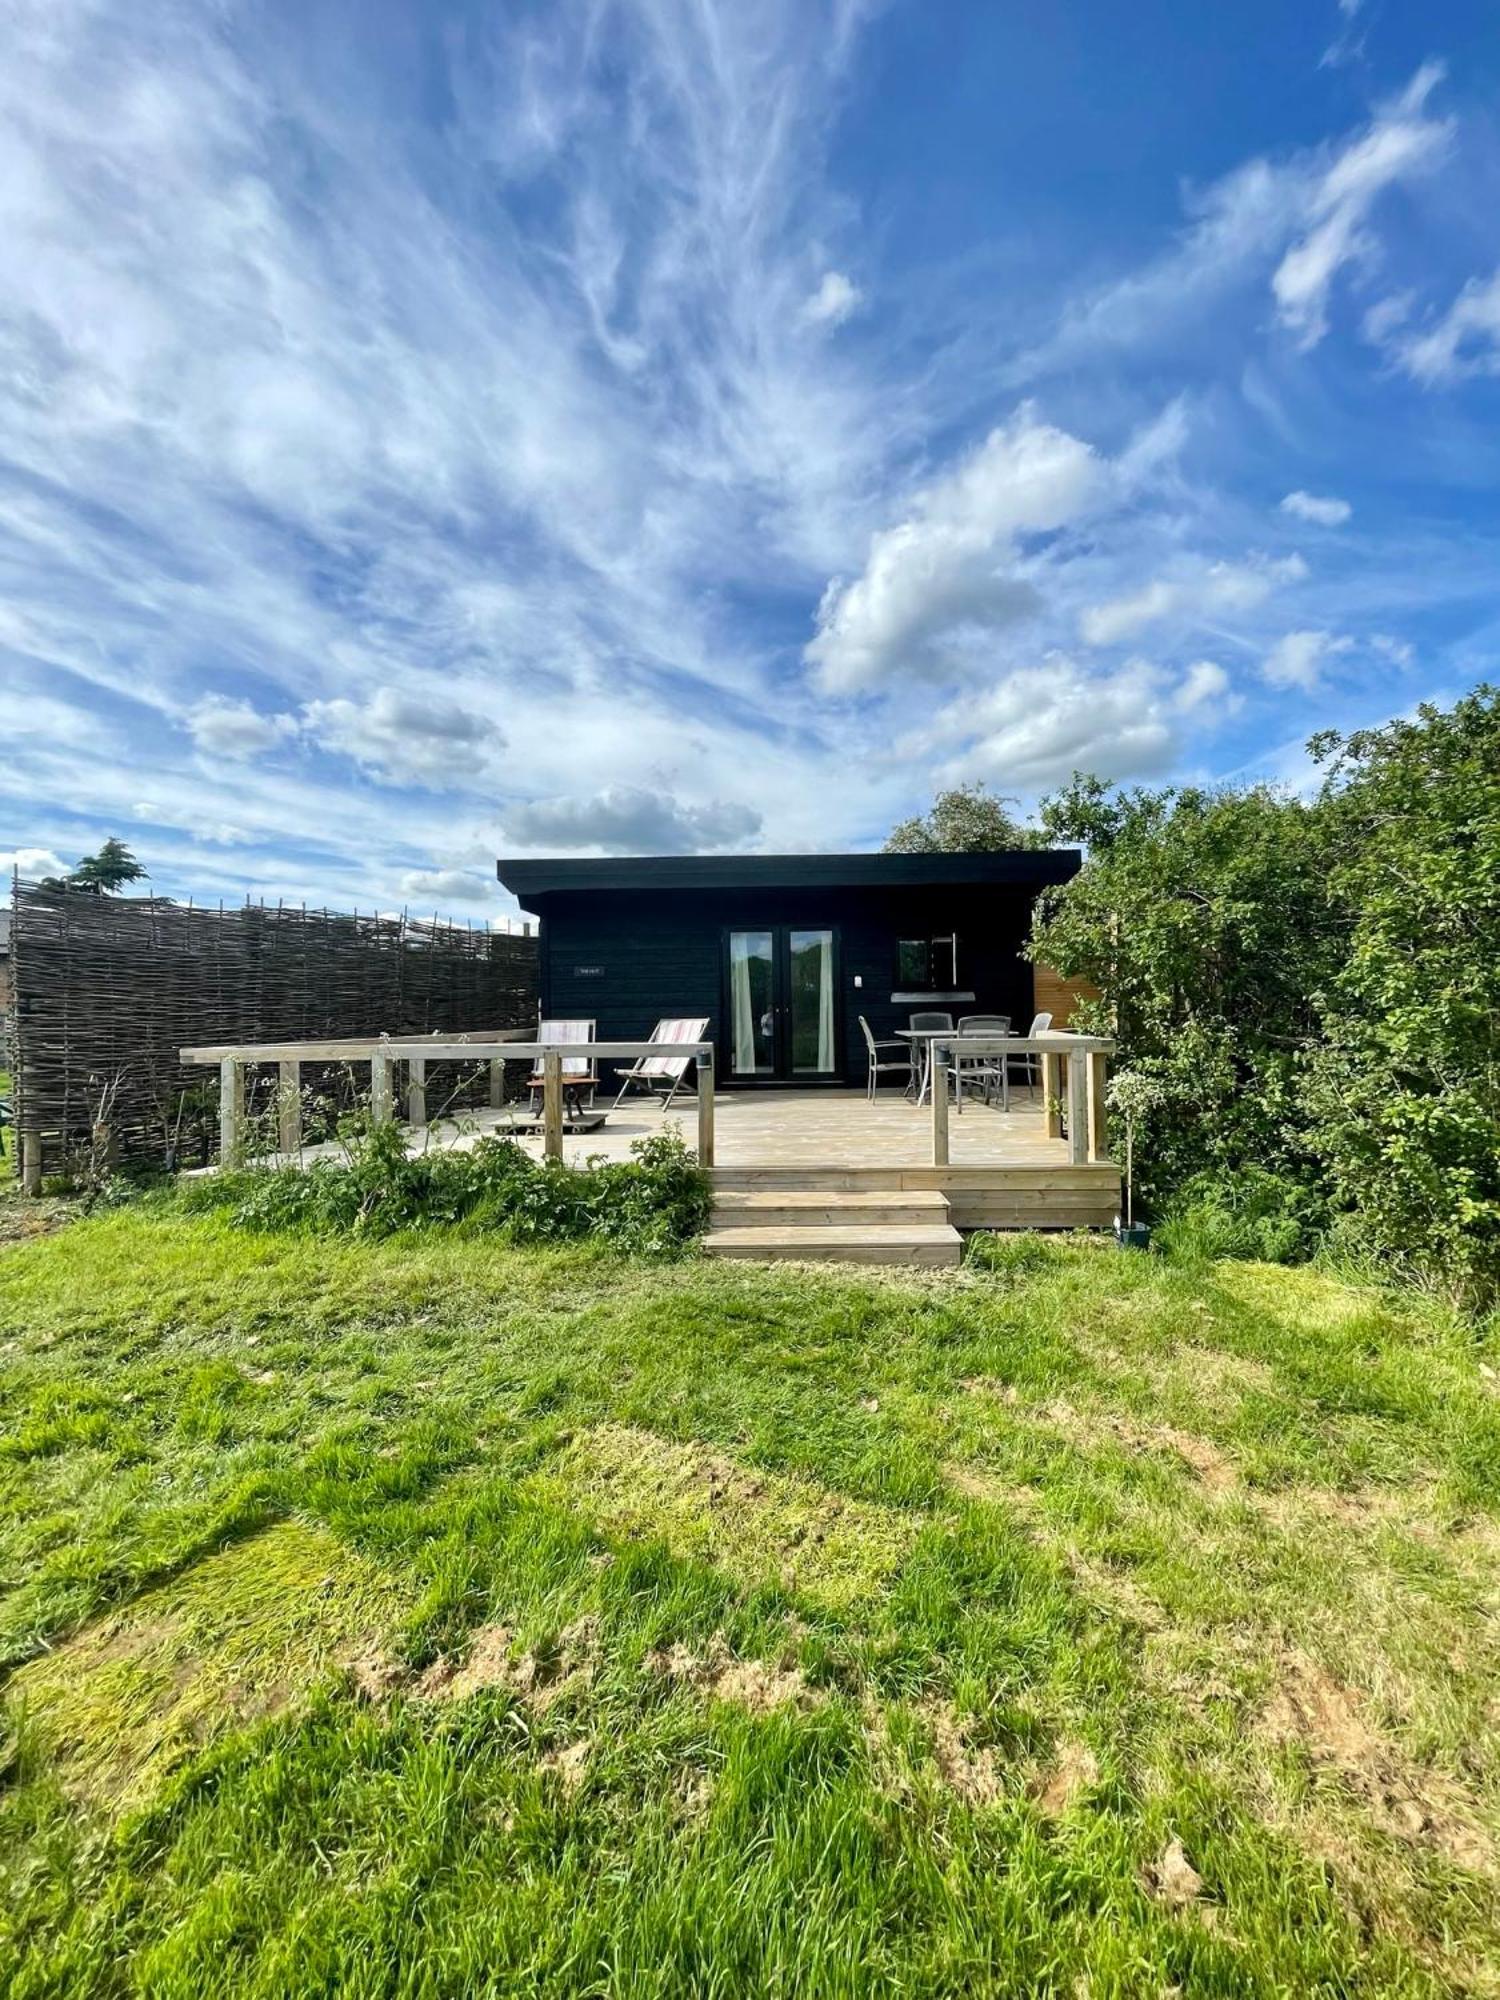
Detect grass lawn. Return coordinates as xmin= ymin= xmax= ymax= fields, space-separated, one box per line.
xmin=3 ymin=1208 xmax=1500 ymax=1995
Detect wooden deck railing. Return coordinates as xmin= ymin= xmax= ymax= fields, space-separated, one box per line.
xmin=179 ymin=1033 xmax=718 ymax=1167
xmin=927 ymin=1032 xmax=1115 ymax=1168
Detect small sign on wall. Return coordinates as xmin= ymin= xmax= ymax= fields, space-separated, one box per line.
xmin=573 ymin=965 xmax=605 ymax=978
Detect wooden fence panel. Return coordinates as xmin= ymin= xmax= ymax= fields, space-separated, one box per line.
xmin=6 ymin=883 xmax=537 ymax=1177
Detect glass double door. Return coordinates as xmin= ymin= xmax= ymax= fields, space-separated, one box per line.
xmin=726 ymin=928 xmax=838 ymax=1080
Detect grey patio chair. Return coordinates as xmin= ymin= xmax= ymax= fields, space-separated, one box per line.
xmin=526 ymin=1019 xmax=598 ymax=1116
xmin=1005 ymin=1011 xmax=1052 ymax=1092
xmin=948 ymin=1014 xmax=1012 ymax=1110
xmin=858 ymin=1015 xmax=908 ymax=1101
xmin=611 ymin=1017 xmax=709 ymax=1112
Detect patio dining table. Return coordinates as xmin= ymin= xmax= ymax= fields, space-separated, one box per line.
xmin=894 ymin=1028 xmax=1011 ymax=1111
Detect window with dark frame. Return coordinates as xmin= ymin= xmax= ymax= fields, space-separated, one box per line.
xmin=896 ymin=933 xmax=959 ymax=989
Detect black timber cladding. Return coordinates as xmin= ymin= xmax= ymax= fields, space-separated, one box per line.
xmin=494 ymin=851 xmax=1081 ymax=1089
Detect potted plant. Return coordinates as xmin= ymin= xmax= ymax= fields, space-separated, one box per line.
xmin=1106 ymin=1068 xmax=1163 ymax=1249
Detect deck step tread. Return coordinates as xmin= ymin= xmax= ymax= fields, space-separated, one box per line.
xmin=703 ymin=1223 xmax=963 ymax=1267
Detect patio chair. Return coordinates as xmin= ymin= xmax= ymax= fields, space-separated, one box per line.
xmin=858 ymin=1016 xmax=908 ymax=1101
xmin=527 ymin=1019 xmax=598 ymax=1117
xmin=1005 ymin=1011 xmax=1052 ymax=1092
xmin=611 ymin=1017 xmax=710 ymax=1112
xmin=948 ymin=1014 xmax=1012 ymax=1110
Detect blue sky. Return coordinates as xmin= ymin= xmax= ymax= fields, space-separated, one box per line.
xmin=3 ymin=0 xmax=1500 ymax=921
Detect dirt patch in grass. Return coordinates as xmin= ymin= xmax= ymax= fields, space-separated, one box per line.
xmin=533 ymin=1423 xmax=919 ymax=1608
xmin=921 ymin=1701 xmax=1003 ymax=1804
xmin=1142 ymin=1835 xmax=1205 ymax=1909
xmin=1261 ymin=1647 xmax=1496 ymax=1875
xmin=8 ymin=1521 xmax=409 ymax=1807
xmin=1045 ymin=1399 xmax=1239 ymax=1495
xmin=412 ymin=1614 xmax=600 ymax=1711
xmin=942 ymin=1461 xmax=1040 ymax=1511
xmin=647 ymin=1632 xmax=814 ymax=1713
xmin=1032 ymin=1735 xmax=1100 ymax=1815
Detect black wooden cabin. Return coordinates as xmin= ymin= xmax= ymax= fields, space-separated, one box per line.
xmin=494 ymin=851 xmax=1081 ymax=1089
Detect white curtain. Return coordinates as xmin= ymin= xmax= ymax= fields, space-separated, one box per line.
xmin=815 ymin=933 xmax=833 ymax=1071
xmin=730 ymin=934 xmax=757 ymax=1074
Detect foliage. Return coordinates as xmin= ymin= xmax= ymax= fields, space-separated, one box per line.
xmin=1023 ymin=690 xmax=1500 ymax=1309
xmin=884 ymin=782 xmax=1039 ymax=852
xmin=1304 ymin=690 xmax=1500 ymax=1306
xmin=3 ymin=1210 xmax=1500 ymax=1991
xmin=38 ymin=837 xmax=147 ymax=895
xmin=180 ymin=1120 xmax=712 ymax=1255
xmin=1031 ymin=775 xmax=1339 ymax=1213
xmin=1154 ymin=1167 xmax=1322 ymax=1266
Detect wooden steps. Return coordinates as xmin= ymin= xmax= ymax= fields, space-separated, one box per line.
xmin=704 ymin=1187 xmax=962 ymax=1267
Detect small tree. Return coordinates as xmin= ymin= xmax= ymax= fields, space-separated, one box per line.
xmin=885 ymin=784 xmax=1038 ymax=852
xmin=39 ymin=839 xmax=147 ymax=895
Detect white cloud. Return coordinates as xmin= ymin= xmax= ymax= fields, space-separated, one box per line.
xmin=505 ymin=786 xmax=762 ymax=853
xmin=806 ymin=410 xmax=1103 ymax=692
xmin=187 ymin=697 xmax=299 ymax=761
xmin=0 ymin=846 xmax=68 ymax=880
xmin=1079 ymin=555 xmax=1306 ymax=647
xmin=302 ymin=688 xmax=498 ymax=787
xmin=400 ymin=867 xmax=496 ymax=903
xmin=1390 ymin=268 xmax=1500 ymax=384
xmin=1263 ymin=629 xmax=1355 ymax=692
xmin=1280 ymin=490 xmax=1351 ymax=527
xmin=910 ymin=655 xmax=1230 ymax=792
xmin=1372 ymin=632 xmax=1414 ymax=667
xmin=802 ymin=270 xmax=862 ymax=327
xmin=1272 ymin=63 xmax=1451 ymax=348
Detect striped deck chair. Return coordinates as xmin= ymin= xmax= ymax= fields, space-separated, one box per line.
xmin=526 ymin=1019 xmax=598 ymax=1115
xmin=611 ymin=1017 xmax=709 ymax=1112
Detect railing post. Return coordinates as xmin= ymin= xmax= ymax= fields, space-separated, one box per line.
xmin=370 ymin=1053 xmax=393 ymax=1126
xmin=488 ymin=1058 xmax=506 ymax=1109
xmin=542 ymin=1050 xmax=564 ymax=1160
xmin=277 ymin=1060 xmax=301 ymax=1156
xmin=931 ymin=1038 xmax=950 ymax=1166
xmin=1088 ymin=1050 xmax=1108 ymax=1163
xmin=696 ymin=1049 xmax=715 ymax=1168
xmin=219 ymin=1056 xmax=244 ymax=1167
xmin=407 ymin=1056 xmax=427 ymax=1129
xmin=1066 ymin=1050 xmax=1089 ymax=1165
xmin=1043 ymin=1050 xmax=1063 ymax=1138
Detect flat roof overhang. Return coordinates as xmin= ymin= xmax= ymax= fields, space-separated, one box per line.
xmin=496 ymin=849 xmax=1081 ymax=905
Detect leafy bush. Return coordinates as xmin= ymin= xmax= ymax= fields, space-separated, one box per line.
xmin=1154 ymin=1168 xmax=1323 ymax=1266
xmin=1022 ymin=687 xmax=1500 ymax=1309
xmin=179 ymin=1123 xmax=712 ymax=1256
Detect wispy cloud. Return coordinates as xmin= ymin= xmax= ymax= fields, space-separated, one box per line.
xmin=1272 ymin=63 xmax=1451 ymax=347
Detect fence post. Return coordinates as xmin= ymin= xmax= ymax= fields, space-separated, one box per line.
xmin=370 ymin=1053 xmax=393 ymax=1126
xmin=21 ymin=1130 xmax=41 ymax=1196
xmin=696 ymin=1049 xmax=715 ymax=1168
xmin=542 ymin=1050 xmax=563 ymax=1160
xmin=219 ymin=1056 xmax=244 ymax=1167
xmin=488 ymin=1058 xmax=506 ymax=1109
xmin=931 ymin=1039 xmax=950 ymax=1166
xmin=1066 ymin=1050 xmax=1089 ymax=1165
xmin=278 ymin=1060 xmax=301 ymax=1156
xmin=407 ymin=1056 xmax=427 ymax=1129
xmin=1088 ymin=1050 xmax=1109 ymax=1163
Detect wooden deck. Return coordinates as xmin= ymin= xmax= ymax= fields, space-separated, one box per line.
xmin=183 ymin=1035 xmax=1121 ymax=1258
xmin=382 ymin=1085 xmax=1120 ymax=1234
